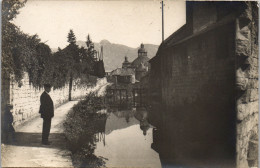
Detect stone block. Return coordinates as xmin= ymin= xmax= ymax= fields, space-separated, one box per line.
xmin=247 ymin=79 xmax=258 ymax=89
xmin=236 ymin=69 xmax=248 ymax=91
xmin=237 ymin=101 xmax=258 ymax=121
xmin=249 ymin=89 xmax=258 ymax=102
xmin=240 ymin=115 xmax=258 ymax=135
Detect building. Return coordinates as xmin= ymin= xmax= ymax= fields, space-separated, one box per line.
xmin=122 ymin=56 xmax=132 ymax=69
xmin=131 ymin=44 xmax=150 ymax=81
xmin=149 ymin=2 xmax=258 ymax=168
xmin=110 ymin=68 xmax=135 ymax=84
xmin=109 ymin=43 xmax=151 ymax=84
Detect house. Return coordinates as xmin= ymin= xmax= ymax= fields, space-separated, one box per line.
xmin=110 ymin=68 xmax=135 ymax=84
xmin=149 ymin=2 xmax=258 ymax=168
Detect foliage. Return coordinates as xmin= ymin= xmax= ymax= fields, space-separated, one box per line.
xmin=86 ymin=34 xmax=96 ymax=61
xmin=2 ymin=0 xmax=26 ymax=24
xmin=63 ymin=93 xmax=108 ymax=167
xmin=45 ymin=49 xmax=69 ymax=88
xmin=2 ymin=1 xmax=96 ymax=89
xmin=37 ymin=30 xmax=96 ymax=89
xmin=67 ymin=29 xmax=76 ymax=45
xmin=2 ymin=0 xmax=26 ymax=80
xmin=2 ymin=0 xmax=52 ymax=88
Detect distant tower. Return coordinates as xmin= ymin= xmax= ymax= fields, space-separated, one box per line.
xmin=131 ymin=43 xmax=150 ymax=81
xmin=122 ymin=56 xmax=131 ymax=68
xmin=138 ymin=43 xmax=148 ymax=57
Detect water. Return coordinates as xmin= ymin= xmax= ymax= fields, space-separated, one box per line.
xmin=94 ymin=110 xmax=161 ymax=168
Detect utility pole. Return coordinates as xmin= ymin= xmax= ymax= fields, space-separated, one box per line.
xmin=100 ymin=45 xmax=103 ymax=60
xmin=161 ymin=0 xmax=165 ymax=42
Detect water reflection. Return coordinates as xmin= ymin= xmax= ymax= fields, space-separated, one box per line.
xmin=134 ymin=107 xmax=150 ymax=136
xmin=148 ymin=102 xmax=236 ymax=168
xmin=68 ymin=106 xmax=161 ymax=168
xmin=95 ymin=107 xmax=161 ymax=168
xmin=65 ymin=111 xmax=108 ymax=167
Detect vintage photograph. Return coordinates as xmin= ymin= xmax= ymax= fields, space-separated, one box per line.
xmin=1 ymin=0 xmax=259 ymax=168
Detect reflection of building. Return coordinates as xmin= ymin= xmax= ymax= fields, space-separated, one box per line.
xmin=105 ymin=112 xmax=139 ymax=135
xmin=113 ymin=110 xmax=135 ymax=119
xmin=149 ymin=2 xmax=258 ymax=168
xmin=134 ymin=107 xmax=150 ymax=136
xmin=93 ymin=114 xmax=107 ymax=145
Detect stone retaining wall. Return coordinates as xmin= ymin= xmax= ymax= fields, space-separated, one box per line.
xmin=235 ymin=2 xmax=258 ymax=168
xmin=2 ymin=72 xmax=89 ymax=128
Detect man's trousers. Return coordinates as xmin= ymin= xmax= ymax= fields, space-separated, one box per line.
xmin=42 ymin=118 xmax=52 ymax=142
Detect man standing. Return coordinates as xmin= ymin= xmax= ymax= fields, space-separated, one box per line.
xmin=39 ymin=84 xmax=54 ymax=145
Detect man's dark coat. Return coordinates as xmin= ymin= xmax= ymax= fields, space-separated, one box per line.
xmin=39 ymin=92 xmax=54 ymax=118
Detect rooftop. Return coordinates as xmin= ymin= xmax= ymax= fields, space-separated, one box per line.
xmin=110 ymin=68 xmax=135 ymax=76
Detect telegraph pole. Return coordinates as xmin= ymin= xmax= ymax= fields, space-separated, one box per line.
xmin=161 ymin=0 xmax=165 ymax=42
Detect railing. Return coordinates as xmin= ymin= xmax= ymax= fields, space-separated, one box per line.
xmin=105 ymin=88 xmax=147 ymax=107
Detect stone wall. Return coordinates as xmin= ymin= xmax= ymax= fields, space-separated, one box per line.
xmin=235 ymin=2 xmax=258 ymax=168
xmin=2 ymin=72 xmax=89 ymax=128
xmin=1 ymin=75 xmax=11 ymax=130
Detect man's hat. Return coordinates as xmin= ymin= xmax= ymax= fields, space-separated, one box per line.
xmin=43 ymin=84 xmax=51 ymax=88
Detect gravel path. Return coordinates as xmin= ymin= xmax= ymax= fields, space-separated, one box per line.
xmin=1 ymin=78 xmax=110 ymax=167
xmin=1 ymin=101 xmax=79 ymax=167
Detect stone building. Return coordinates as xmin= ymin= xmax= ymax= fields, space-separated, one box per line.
xmin=149 ymin=2 xmax=258 ymax=168
xmin=110 ymin=68 xmax=135 ymax=84
xmin=131 ymin=44 xmax=150 ymax=81
xmin=109 ymin=44 xmax=151 ymax=84
xmin=122 ymin=56 xmax=132 ymax=69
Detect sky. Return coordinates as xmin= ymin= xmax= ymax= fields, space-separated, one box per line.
xmin=13 ymin=0 xmax=186 ymax=49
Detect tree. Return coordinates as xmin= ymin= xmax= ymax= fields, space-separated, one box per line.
xmin=2 ymin=0 xmax=26 ymax=25
xmin=67 ymin=29 xmax=76 ymax=45
xmin=86 ymin=34 xmax=95 ymax=60
xmin=47 ymin=49 xmax=69 ymax=89
xmin=2 ymin=0 xmax=52 ymax=88
xmin=65 ymin=29 xmax=81 ymax=100
xmin=33 ymin=42 xmax=52 ymax=87
xmin=2 ymin=0 xmax=27 ymax=80
xmin=85 ymin=34 xmax=105 ymax=78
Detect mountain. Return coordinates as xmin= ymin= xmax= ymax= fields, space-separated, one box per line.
xmin=76 ymin=40 xmax=159 ymax=72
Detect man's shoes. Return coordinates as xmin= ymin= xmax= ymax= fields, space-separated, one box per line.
xmin=42 ymin=141 xmax=52 ymax=145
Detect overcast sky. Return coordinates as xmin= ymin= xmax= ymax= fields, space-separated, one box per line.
xmin=13 ymin=0 xmax=186 ymax=49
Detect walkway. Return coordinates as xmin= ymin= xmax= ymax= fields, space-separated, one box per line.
xmin=1 ymin=101 xmax=78 ymax=167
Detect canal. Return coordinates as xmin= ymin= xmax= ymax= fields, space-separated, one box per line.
xmin=64 ymin=96 xmax=162 ymax=168
xmin=94 ymin=108 xmax=161 ymax=168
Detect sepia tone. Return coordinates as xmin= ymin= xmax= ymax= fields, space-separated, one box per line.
xmin=1 ymin=1 xmax=259 ymax=168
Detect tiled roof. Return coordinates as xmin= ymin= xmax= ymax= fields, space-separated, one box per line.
xmin=110 ymin=68 xmax=135 ymax=76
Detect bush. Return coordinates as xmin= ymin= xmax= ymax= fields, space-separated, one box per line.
xmin=63 ymin=93 xmax=108 ymax=167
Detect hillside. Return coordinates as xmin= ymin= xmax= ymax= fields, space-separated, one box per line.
xmin=76 ymin=40 xmax=159 ymax=71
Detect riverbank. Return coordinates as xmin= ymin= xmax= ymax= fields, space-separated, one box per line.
xmin=63 ymin=93 xmax=161 ymax=168
xmin=63 ymin=93 xmax=108 ymax=167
